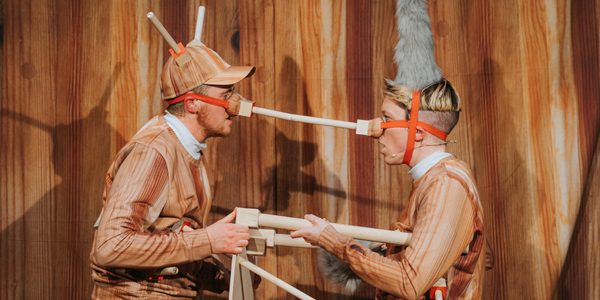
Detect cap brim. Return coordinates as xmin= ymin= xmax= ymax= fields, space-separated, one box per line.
xmin=204 ymin=66 xmax=256 ymax=85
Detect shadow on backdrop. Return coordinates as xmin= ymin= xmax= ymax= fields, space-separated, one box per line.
xmin=0 ymin=64 xmax=125 ymax=298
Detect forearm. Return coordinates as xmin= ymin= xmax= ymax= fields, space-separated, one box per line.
xmin=94 ymin=224 xmax=212 ymax=268
xmin=319 ymin=226 xmax=423 ymax=298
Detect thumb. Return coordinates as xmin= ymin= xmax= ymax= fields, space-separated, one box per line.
xmin=304 ymin=214 xmax=321 ymax=224
xmin=290 ymin=228 xmax=306 ymax=239
xmin=217 ymin=209 xmax=237 ymax=224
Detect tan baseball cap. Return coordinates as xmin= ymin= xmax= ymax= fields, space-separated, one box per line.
xmin=160 ymin=41 xmax=255 ymax=99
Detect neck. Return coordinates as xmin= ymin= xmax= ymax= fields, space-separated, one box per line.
xmin=408 ymin=144 xmax=446 ymax=168
xmin=177 ymin=113 xmax=208 ymax=143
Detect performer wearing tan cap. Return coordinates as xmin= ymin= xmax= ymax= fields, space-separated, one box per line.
xmin=89 ymin=12 xmax=256 ymax=299
xmin=291 ymin=1 xmax=488 ymax=299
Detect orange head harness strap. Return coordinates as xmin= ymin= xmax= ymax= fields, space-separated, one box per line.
xmin=167 ymin=92 xmax=230 ymax=108
xmin=380 ymin=90 xmax=448 ymax=165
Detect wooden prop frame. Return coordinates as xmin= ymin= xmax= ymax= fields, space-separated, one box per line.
xmin=228 ymin=208 xmax=412 ymax=300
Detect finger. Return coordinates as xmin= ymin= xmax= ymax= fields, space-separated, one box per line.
xmin=233 ymin=247 xmax=243 ymax=254
xmin=290 ymin=229 xmax=305 ymax=238
xmin=233 ymin=232 xmax=250 ymax=241
xmin=304 ymin=214 xmax=321 ymax=224
xmin=217 ymin=210 xmax=237 ymax=224
xmin=237 ymin=239 xmax=249 ymax=247
xmin=231 ymin=224 xmax=249 ymax=233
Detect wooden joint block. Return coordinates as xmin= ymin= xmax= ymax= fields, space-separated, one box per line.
xmin=236 ymin=208 xmax=260 ymax=227
xmin=246 ymin=229 xmax=267 ymax=256
xmin=356 ymin=119 xmax=370 ymax=135
xmin=238 ymin=99 xmax=254 ymax=117
xmin=258 ymin=229 xmax=275 ymax=247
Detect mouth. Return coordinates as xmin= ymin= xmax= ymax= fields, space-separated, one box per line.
xmin=377 ymin=141 xmax=386 ymax=153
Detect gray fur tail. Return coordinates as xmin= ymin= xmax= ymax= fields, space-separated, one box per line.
xmin=318 ymin=249 xmax=363 ymax=293
xmin=317 ymin=240 xmax=387 ymax=293
xmin=394 ymin=0 xmax=442 ymax=89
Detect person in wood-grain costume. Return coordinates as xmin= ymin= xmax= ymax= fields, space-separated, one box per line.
xmin=291 ymin=1 xmax=491 ymax=299
xmin=89 ymin=22 xmax=256 ymax=298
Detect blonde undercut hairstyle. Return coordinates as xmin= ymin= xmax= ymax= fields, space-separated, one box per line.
xmin=166 ymin=84 xmax=210 ymax=116
xmin=384 ymin=78 xmax=461 ymax=135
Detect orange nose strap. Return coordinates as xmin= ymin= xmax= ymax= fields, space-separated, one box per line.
xmin=381 ymin=120 xmax=448 ymax=141
xmin=167 ymin=92 xmax=230 ymax=108
xmin=380 ymin=90 xmax=449 ymax=165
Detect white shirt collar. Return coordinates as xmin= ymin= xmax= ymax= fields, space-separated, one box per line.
xmin=408 ymin=151 xmax=452 ymax=181
xmin=164 ymin=111 xmax=207 ymax=160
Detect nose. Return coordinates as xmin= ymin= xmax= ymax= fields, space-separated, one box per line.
xmin=225 ymin=93 xmax=245 ymax=117
xmin=368 ymin=118 xmax=383 ymax=138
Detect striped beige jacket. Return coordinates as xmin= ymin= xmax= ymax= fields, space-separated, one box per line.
xmin=319 ymin=156 xmax=486 ymax=299
xmin=90 ymin=116 xmax=224 ymax=299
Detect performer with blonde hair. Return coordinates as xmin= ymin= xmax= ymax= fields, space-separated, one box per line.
xmin=291 ymin=1 xmax=488 ymax=299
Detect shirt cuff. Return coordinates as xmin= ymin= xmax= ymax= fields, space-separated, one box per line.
xmin=318 ymin=225 xmax=352 ymax=257
xmin=184 ymin=228 xmax=213 ymax=261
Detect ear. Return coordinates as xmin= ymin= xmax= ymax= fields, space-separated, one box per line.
xmin=415 ymin=125 xmax=426 ymax=142
xmin=184 ymin=99 xmax=202 ymax=114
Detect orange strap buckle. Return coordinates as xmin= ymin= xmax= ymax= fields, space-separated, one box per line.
xmin=168 ymin=42 xmax=187 ymax=59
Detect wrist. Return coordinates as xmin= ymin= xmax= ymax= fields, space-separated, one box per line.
xmin=318 ymin=225 xmax=351 ymax=256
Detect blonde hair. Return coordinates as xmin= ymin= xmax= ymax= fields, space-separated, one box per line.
xmin=384 ymin=78 xmax=460 ymax=112
xmin=166 ymin=84 xmax=210 ymax=116
xmin=384 ymin=78 xmax=461 ymax=134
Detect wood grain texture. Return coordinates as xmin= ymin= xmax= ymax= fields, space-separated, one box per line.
xmin=1 ymin=0 xmax=599 ymax=299
xmin=558 ymin=133 xmax=600 ymax=299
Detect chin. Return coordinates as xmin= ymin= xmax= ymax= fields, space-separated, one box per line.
xmin=383 ymin=155 xmax=403 ymax=166
xmin=219 ymin=127 xmax=232 ymax=137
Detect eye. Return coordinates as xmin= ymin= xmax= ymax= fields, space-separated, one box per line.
xmin=224 ymin=87 xmax=236 ymax=100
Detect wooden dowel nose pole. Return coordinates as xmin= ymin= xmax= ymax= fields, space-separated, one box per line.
xmin=257 ymin=213 xmax=411 ymax=245
xmin=194 ymin=6 xmax=205 ymax=42
xmin=147 ymin=12 xmax=179 ymax=51
xmin=251 ymin=106 xmax=357 ymax=129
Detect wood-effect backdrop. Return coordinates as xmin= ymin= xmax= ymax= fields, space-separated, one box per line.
xmin=1 ymin=0 xmax=599 ymax=299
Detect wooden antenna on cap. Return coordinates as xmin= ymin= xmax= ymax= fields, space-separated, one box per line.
xmin=194 ymin=6 xmax=206 ymax=43
xmin=147 ymin=12 xmax=192 ymax=66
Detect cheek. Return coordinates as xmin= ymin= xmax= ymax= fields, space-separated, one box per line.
xmin=383 ymin=129 xmax=406 ymax=150
xmin=202 ymin=107 xmax=226 ymax=123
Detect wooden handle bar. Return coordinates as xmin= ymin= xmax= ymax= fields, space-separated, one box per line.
xmin=257 ymin=212 xmax=411 ymax=245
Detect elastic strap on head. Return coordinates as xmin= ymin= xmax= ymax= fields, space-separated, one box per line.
xmin=167 ymin=92 xmax=230 ymax=108
xmin=381 ymin=120 xmax=448 ymax=141
xmin=403 ymin=90 xmax=421 ymax=165
xmin=379 ymin=90 xmax=449 ymax=165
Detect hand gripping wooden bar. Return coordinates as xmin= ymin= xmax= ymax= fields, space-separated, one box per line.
xmin=237 ymin=208 xmax=411 ymax=248
xmin=228 ymin=208 xmax=412 ymax=300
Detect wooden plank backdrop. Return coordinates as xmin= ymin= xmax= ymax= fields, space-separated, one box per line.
xmin=1 ymin=0 xmax=598 ymax=299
